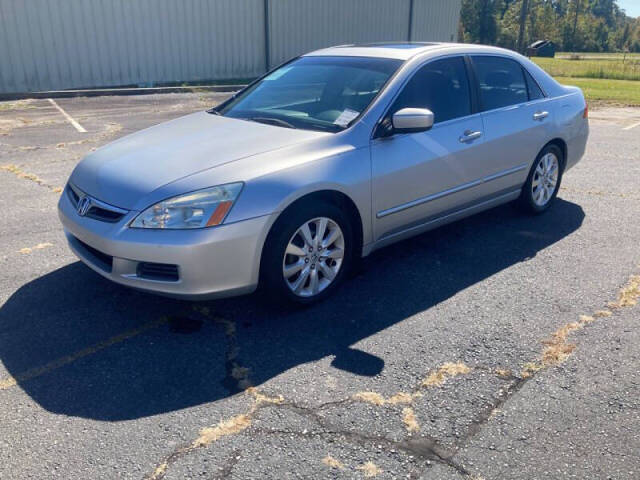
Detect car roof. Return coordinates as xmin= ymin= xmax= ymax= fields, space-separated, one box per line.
xmin=304 ymin=42 xmax=515 ymax=61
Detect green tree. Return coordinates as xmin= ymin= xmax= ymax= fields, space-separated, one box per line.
xmin=460 ymin=0 xmax=500 ymax=44
xmin=460 ymin=0 xmax=638 ymax=53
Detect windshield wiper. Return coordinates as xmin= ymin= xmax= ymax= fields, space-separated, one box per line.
xmin=207 ymin=108 xmax=222 ymax=116
xmin=304 ymin=122 xmax=343 ymax=133
xmin=249 ymin=117 xmax=297 ymax=129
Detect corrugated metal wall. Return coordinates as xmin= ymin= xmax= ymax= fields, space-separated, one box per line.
xmin=411 ymin=0 xmax=462 ymax=42
xmin=267 ymin=0 xmax=412 ymax=67
xmin=0 ymin=0 xmax=461 ymax=94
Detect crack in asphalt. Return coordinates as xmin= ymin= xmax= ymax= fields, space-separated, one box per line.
xmin=144 ymin=271 xmax=640 ymax=480
xmin=192 ymin=306 xmax=252 ymax=393
xmin=0 ymin=163 xmax=62 ymax=192
xmin=143 ymin=375 xmax=475 ymax=479
xmin=214 ymin=449 xmax=242 ymax=479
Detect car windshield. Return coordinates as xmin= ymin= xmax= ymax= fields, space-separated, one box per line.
xmin=214 ymin=56 xmax=403 ymax=133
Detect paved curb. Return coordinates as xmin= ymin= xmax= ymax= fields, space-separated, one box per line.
xmin=0 ymin=85 xmax=246 ymax=101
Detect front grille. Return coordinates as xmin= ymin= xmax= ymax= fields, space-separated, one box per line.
xmin=66 ymin=183 xmax=128 ymax=223
xmin=74 ymin=237 xmax=113 ymax=273
xmin=137 ymin=262 xmax=179 ymax=282
xmin=85 ymin=206 xmax=125 ymax=223
xmin=67 ymin=184 xmax=80 ymax=207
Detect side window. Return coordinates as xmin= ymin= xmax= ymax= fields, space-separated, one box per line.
xmin=524 ymin=68 xmax=544 ymax=101
xmin=391 ymin=57 xmax=471 ymax=124
xmin=472 ymin=56 xmax=528 ymax=111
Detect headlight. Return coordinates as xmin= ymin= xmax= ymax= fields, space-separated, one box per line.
xmin=130 ymin=183 xmax=243 ymax=229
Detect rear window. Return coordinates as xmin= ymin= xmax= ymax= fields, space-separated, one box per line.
xmin=472 ymin=56 xmax=528 ymax=111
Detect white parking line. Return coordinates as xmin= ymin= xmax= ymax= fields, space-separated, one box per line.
xmin=47 ymin=98 xmax=87 ymax=133
xmin=623 ymin=121 xmax=640 ymax=131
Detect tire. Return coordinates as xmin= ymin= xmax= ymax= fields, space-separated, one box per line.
xmin=518 ymin=144 xmax=564 ymax=214
xmin=261 ymin=201 xmax=354 ymax=305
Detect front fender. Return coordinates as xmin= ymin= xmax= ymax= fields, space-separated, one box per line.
xmin=227 ymin=145 xmax=373 ymax=247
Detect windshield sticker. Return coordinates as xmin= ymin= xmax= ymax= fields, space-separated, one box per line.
xmin=333 ymin=108 xmax=359 ymax=127
xmin=264 ymin=66 xmax=293 ymax=81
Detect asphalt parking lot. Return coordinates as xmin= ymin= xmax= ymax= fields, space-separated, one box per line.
xmin=1 ymin=93 xmax=639 ymax=479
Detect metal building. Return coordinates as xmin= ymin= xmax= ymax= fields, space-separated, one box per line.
xmin=0 ymin=0 xmax=462 ymax=94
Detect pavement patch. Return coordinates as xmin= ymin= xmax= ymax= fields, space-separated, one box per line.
xmin=18 ymin=242 xmax=53 ymax=254
xmin=402 ymin=407 xmax=420 ymax=433
xmin=357 ymin=461 xmax=383 ymax=477
xmin=494 ymin=368 xmax=512 ymax=378
xmin=422 ymin=362 xmax=471 ymax=387
xmin=608 ymin=274 xmax=640 ymax=308
xmin=322 ymin=455 xmax=345 ymax=470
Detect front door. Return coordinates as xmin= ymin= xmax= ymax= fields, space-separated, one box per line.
xmin=371 ymin=56 xmax=485 ymax=242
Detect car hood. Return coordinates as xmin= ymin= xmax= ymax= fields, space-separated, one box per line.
xmin=70 ymin=111 xmax=327 ymax=209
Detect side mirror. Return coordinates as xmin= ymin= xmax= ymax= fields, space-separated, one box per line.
xmin=392 ymin=108 xmax=434 ymax=134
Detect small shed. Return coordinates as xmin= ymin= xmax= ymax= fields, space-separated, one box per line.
xmin=527 ymin=40 xmax=556 ymax=58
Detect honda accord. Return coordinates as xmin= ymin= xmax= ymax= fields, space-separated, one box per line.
xmin=59 ymin=42 xmax=589 ymax=304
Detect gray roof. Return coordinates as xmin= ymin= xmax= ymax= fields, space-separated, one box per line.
xmin=304 ymin=42 xmax=450 ymax=60
xmin=304 ymin=42 xmax=514 ymax=60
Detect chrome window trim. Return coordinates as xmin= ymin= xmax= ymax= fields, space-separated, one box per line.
xmin=376 ymin=163 xmax=528 ymax=218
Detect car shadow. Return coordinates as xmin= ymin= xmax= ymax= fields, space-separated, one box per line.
xmin=0 ymin=199 xmax=584 ymax=421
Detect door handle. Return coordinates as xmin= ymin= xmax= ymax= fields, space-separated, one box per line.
xmin=533 ymin=111 xmax=549 ymax=121
xmin=459 ymin=130 xmax=482 ymax=143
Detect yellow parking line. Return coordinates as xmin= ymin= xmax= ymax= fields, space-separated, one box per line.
xmin=0 ymin=317 xmax=167 ymax=390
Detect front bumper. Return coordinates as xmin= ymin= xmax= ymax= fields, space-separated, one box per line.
xmin=58 ymin=188 xmax=276 ymax=299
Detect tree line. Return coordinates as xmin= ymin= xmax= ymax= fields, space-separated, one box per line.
xmin=459 ymin=0 xmax=640 ymax=53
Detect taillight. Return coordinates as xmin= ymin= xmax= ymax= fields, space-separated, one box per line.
xmin=583 ymin=102 xmax=589 ymax=119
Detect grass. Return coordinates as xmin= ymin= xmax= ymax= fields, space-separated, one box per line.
xmin=557 ymin=51 xmax=640 ymax=60
xmin=554 ymin=76 xmax=640 ymax=106
xmin=533 ymin=56 xmax=640 ymax=81
xmin=530 ymin=53 xmax=640 ymax=105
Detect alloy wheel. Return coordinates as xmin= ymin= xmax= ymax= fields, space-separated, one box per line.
xmin=532 ymin=152 xmax=559 ymax=207
xmin=282 ymin=217 xmax=345 ymax=297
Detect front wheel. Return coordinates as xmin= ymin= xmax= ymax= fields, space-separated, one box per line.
xmin=261 ymin=202 xmax=353 ymax=305
xmin=518 ymin=144 xmax=563 ymax=214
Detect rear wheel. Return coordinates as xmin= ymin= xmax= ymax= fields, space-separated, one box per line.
xmin=518 ymin=144 xmax=563 ymax=213
xmin=261 ymin=202 xmax=353 ymax=305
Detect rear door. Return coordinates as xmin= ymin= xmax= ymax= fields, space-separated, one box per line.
xmin=370 ymin=56 xmax=485 ymax=241
xmin=469 ymin=55 xmax=556 ymax=198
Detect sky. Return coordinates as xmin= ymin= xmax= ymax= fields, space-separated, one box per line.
xmin=618 ymin=0 xmax=640 ymax=18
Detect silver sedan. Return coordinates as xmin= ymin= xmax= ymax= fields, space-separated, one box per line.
xmin=59 ymin=42 xmax=589 ymax=304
